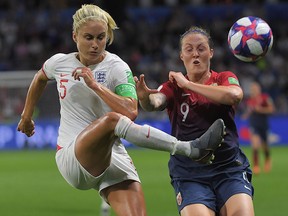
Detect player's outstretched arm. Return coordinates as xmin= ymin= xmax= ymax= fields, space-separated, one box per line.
xmin=169 ymin=71 xmax=243 ymax=106
xmin=134 ymin=74 xmax=166 ymax=112
xmin=17 ymin=70 xmax=49 ymax=137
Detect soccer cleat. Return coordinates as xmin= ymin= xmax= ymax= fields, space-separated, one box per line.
xmin=190 ymin=119 xmax=225 ymax=164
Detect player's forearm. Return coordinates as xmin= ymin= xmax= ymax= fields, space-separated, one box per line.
xmin=139 ymin=96 xmax=155 ymax=112
xmin=186 ymin=82 xmax=243 ymax=105
xmin=21 ymin=72 xmax=48 ymax=119
xmin=93 ymin=84 xmax=138 ymax=120
xmin=139 ymin=93 xmax=167 ymax=112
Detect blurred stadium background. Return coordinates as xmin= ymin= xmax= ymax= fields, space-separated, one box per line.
xmin=0 ymin=0 xmax=287 ymax=215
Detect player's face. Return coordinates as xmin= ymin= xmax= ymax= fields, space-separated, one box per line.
xmin=180 ymin=33 xmax=213 ymax=76
xmin=73 ymin=20 xmax=108 ymax=66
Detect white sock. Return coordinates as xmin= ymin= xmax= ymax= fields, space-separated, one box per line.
xmin=114 ymin=116 xmax=196 ymax=157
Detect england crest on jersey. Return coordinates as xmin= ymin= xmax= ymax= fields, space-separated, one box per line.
xmin=95 ymin=71 xmax=106 ymax=83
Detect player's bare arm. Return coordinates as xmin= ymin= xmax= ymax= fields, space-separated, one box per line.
xmin=145 ymin=92 xmax=167 ymax=111
xmin=187 ymin=83 xmax=243 ymax=105
xmin=72 ymin=67 xmax=138 ymax=120
xmin=134 ymin=74 xmax=166 ymax=112
xmin=169 ymin=71 xmax=243 ymax=106
xmin=17 ymin=70 xmax=49 ymax=137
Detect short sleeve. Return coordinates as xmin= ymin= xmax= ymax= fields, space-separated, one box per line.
xmin=42 ymin=53 xmax=66 ymax=80
xmin=217 ymin=71 xmax=240 ymax=87
xmin=110 ymin=59 xmax=137 ymax=99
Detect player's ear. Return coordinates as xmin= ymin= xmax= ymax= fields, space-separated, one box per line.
xmin=210 ymin=49 xmax=214 ymax=59
xmin=180 ymin=51 xmax=184 ymax=61
xmin=72 ymin=32 xmax=77 ymax=43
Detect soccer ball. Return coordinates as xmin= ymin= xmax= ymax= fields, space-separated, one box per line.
xmin=227 ymin=16 xmax=273 ymax=62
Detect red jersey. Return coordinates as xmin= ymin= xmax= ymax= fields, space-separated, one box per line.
xmin=159 ymin=70 xmax=250 ymax=178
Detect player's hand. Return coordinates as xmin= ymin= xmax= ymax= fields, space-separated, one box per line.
xmin=72 ymin=67 xmax=98 ymax=89
xmin=17 ymin=117 xmax=35 ymax=137
xmin=134 ymin=74 xmax=158 ymax=100
xmin=169 ymin=71 xmax=190 ymax=89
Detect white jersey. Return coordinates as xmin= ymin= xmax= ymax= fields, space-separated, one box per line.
xmin=42 ymin=51 xmax=135 ymax=148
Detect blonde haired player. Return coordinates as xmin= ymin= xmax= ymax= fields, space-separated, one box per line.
xmin=17 ymin=5 xmax=224 ymax=215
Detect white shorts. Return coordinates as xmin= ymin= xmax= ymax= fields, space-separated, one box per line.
xmin=55 ymin=139 xmax=141 ymax=193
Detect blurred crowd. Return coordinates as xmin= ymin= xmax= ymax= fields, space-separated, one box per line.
xmin=0 ymin=0 xmax=288 ymax=122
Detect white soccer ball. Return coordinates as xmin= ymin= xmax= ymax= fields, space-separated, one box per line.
xmin=227 ymin=16 xmax=273 ymax=62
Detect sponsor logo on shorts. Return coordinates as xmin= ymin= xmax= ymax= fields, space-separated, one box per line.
xmin=242 ymin=171 xmax=250 ymax=184
xmin=176 ymin=192 xmax=182 ymax=206
xmin=244 ymin=185 xmax=251 ymax=191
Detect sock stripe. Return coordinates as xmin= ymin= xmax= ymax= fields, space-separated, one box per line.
xmin=146 ymin=126 xmax=150 ymax=138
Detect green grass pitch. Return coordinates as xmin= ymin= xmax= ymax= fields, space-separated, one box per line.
xmin=0 ymin=146 xmax=287 ymax=216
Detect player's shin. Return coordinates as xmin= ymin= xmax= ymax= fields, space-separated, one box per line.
xmin=114 ymin=116 xmax=191 ymax=156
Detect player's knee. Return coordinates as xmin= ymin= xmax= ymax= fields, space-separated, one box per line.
xmin=103 ymin=112 xmax=122 ymax=128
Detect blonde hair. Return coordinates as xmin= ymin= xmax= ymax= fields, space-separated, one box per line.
xmin=72 ymin=4 xmax=118 ymax=45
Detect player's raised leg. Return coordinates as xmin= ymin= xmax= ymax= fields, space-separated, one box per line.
xmin=114 ymin=115 xmax=225 ymax=163
xmin=75 ymin=113 xmax=225 ymax=177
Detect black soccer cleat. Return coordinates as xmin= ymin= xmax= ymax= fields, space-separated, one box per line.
xmin=190 ymin=119 xmax=225 ymax=164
